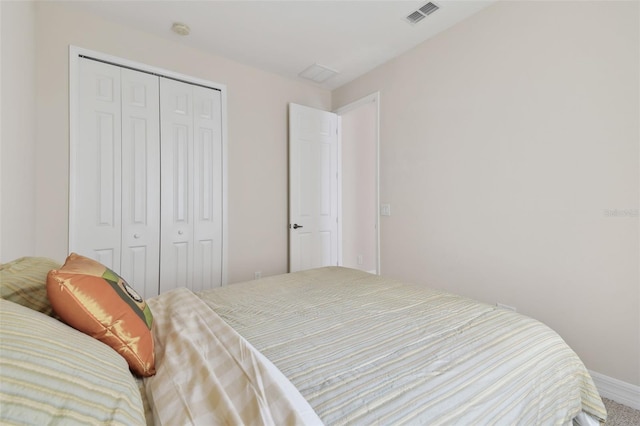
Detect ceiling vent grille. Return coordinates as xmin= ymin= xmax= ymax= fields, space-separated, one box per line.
xmin=419 ymin=2 xmax=439 ymax=16
xmin=406 ymin=2 xmax=440 ymax=24
xmin=406 ymin=11 xmax=426 ymax=24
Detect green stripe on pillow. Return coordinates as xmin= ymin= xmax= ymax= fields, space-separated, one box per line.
xmin=0 ymin=299 xmax=146 ymax=425
xmin=0 ymin=257 xmax=60 ymax=316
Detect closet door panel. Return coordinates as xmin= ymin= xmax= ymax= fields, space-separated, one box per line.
xmin=72 ymin=59 xmax=122 ymax=271
xmin=120 ymin=68 xmax=161 ymax=299
xmin=159 ymin=78 xmax=194 ymax=293
xmin=193 ymin=87 xmax=223 ymax=290
xmin=171 ymin=242 xmax=191 ymax=288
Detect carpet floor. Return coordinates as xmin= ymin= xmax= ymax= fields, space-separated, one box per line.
xmin=602 ymin=398 xmax=640 ymax=425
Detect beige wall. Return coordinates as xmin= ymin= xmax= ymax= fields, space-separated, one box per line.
xmin=23 ymin=2 xmax=330 ymax=281
xmin=1 ymin=1 xmax=37 ymax=260
xmin=334 ymin=1 xmax=639 ymax=386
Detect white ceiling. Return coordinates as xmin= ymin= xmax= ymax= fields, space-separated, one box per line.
xmin=65 ymin=0 xmax=495 ymax=90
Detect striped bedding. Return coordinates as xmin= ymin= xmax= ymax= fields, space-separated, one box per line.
xmin=147 ymin=267 xmax=607 ymax=425
xmin=0 ymin=256 xmax=61 ymax=316
xmin=144 ymin=288 xmax=321 ymax=426
xmin=0 ymin=299 xmax=146 ymax=425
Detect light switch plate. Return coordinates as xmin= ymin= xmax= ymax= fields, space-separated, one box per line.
xmin=380 ymin=204 xmax=391 ymax=216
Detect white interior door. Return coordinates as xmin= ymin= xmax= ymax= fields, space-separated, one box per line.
xmin=289 ymin=103 xmax=339 ymax=272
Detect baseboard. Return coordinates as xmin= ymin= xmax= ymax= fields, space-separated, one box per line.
xmin=589 ymin=370 xmax=640 ymax=410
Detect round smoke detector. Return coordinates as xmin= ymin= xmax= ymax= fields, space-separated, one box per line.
xmin=172 ymin=22 xmax=191 ymax=36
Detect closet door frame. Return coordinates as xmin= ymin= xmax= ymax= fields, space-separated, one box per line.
xmin=69 ymin=45 xmax=229 ymax=287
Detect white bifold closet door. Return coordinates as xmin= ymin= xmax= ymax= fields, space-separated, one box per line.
xmin=75 ymin=59 xmax=124 ymax=271
xmin=74 ymin=59 xmax=161 ymax=298
xmin=120 ymin=68 xmax=162 ymax=298
xmin=72 ymin=58 xmax=222 ymax=298
xmin=159 ymin=78 xmax=223 ymax=294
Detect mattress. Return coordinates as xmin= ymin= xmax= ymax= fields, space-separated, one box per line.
xmin=146 ymin=267 xmax=606 ymax=425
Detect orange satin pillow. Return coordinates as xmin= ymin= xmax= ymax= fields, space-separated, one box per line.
xmin=46 ymin=253 xmax=155 ymax=377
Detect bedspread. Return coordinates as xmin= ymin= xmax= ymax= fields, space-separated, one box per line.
xmin=144 ymin=288 xmax=321 ymax=426
xmin=198 ymin=267 xmax=607 ymax=425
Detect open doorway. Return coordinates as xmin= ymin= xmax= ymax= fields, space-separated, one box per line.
xmin=288 ymin=94 xmax=379 ymax=274
xmin=336 ymin=93 xmax=380 ymax=274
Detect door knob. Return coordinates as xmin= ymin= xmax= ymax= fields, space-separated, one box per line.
xmin=292 ymin=224 xmax=303 ymax=229
xmin=134 ymin=233 xmax=141 ymax=239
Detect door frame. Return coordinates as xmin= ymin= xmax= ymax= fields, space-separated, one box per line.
xmin=68 ymin=45 xmax=229 ymax=285
xmin=334 ymin=92 xmax=381 ymax=275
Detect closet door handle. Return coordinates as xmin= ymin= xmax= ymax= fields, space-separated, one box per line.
xmin=292 ymin=224 xmax=303 ymax=229
xmin=134 ymin=233 xmax=141 ymax=239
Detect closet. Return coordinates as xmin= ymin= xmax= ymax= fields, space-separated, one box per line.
xmin=70 ymin=55 xmax=225 ymax=298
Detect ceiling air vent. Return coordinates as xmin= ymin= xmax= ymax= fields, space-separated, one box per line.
xmin=298 ymin=63 xmax=339 ymax=83
xmin=406 ymin=10 xmax=425 ymax=24
xmin=406 ymin=2 xmax=440 ymax=24
xmin=419 ymin=2 xmax=439 ymax=16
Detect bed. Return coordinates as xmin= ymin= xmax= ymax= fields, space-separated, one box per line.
xmin=1 ymin=257 xmax=607 ymax=425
